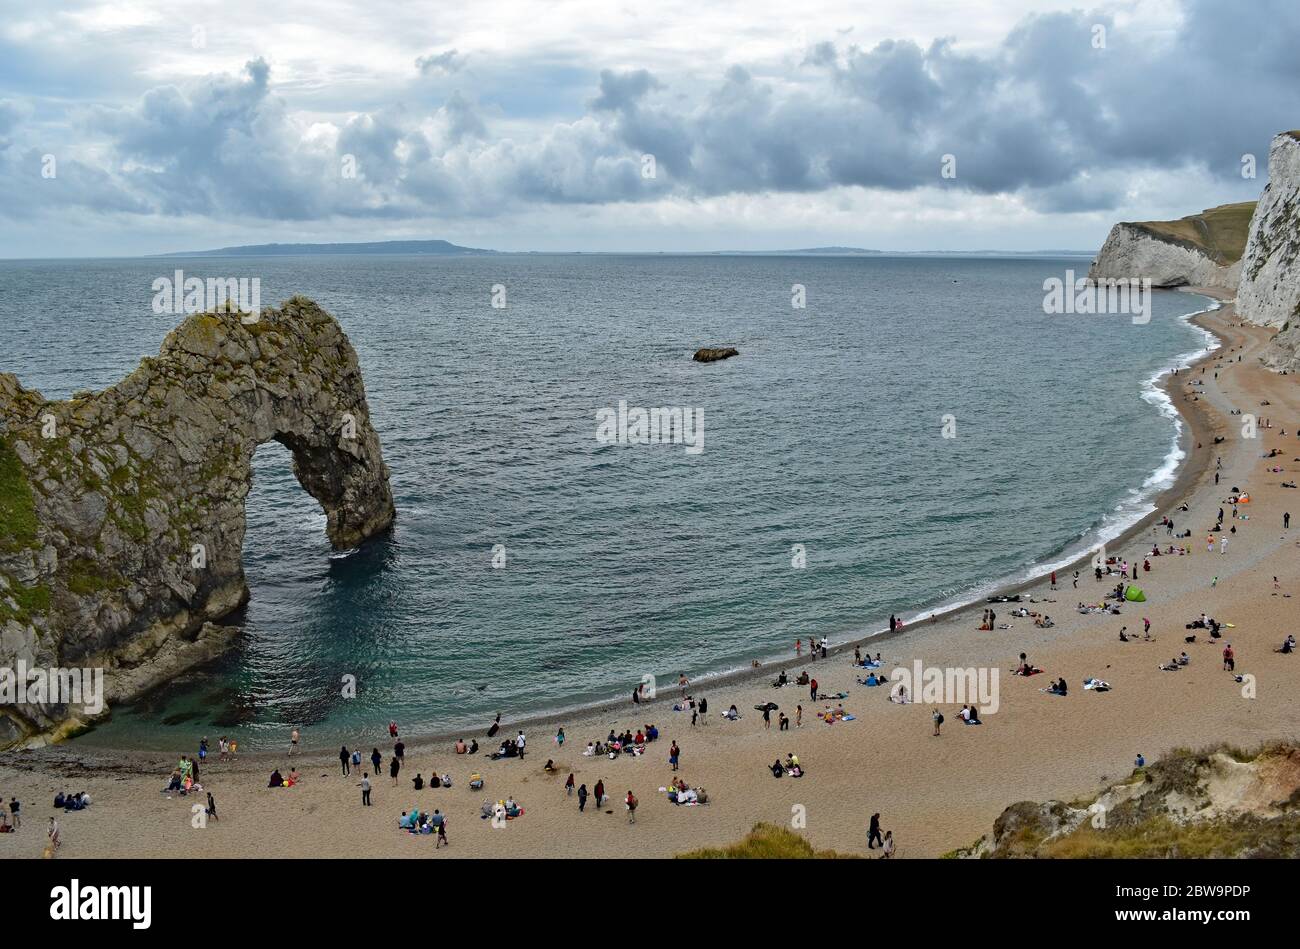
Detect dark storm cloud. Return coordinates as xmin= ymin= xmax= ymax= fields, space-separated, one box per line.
xmin=1 ymin=0 xmax=1295 ymax=223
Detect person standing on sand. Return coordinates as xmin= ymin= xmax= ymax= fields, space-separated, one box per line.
xmin=577 ymin=783 xmax=588 ymax=812
xmin=809 ymin=677 xmax=818 ymax=702
xmin=394 ymin=739 xmax=405 ymax=764
xmin=360 ymin=773 xmax=371 ymax=806
xmin=867 ymin=812 xmax=883 ymax=849
xmin=1073 ymin=570 xmax=1079 ymax=588
xmin=48 ymin=817 xmax=59 ymax=850
xmin=699 ymin=696 xmax=708 ymax=725
xmin=594 ymin=779 xmax=606 ymax=807
xmin=389 ymin=755 xmax=401 ymax=786
xmin=762 ymin=706 xmax=771 ymax=729
xmin=289 ymin=727 xmax=300 ymax=756
xmin=669 ymin=741 xmax=680 ymax=771
xmin=516 ymin=731 xmax=526 ymax=759
xmin=1223 ymin=644 xmax=1235 ymax=671
xmin=881 ymin=830 xmax=895 ymax=858
xmin=1285 ymin=512 xmax=1290 ymax=529
xmin=796 ymin=705 xmax=802 ymax=727
xmin=565 ymin=772 xmax=575 ymax=796
xmin=1050 ymin=570 xmax=1057 ymax=590
xmin=625 ymin=790 xmax=638 ymax=824
xmin=371 ymin=748 xmax=382 ymax=776
xmin=8 ymin=797 xmax=19 ymax=829
xmin=932 ymin=708 xmax=943 ymax=737
xmin=339 ymin=745 xmax=350 ymax=776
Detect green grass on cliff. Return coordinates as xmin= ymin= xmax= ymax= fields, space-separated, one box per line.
xmin=1134 ymin=201 xmax=1257 ymax=264
xmin=0 ymin=436 xmax=38 ymax=553
xmin=677 ymin=823 xmax=861 ymax=859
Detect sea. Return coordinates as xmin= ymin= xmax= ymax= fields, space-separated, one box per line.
xmin=0 ymin=254 xmax=1216 ymax=749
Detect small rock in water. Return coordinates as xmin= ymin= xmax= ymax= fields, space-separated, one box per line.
xmin=693 ymin=347 xmax=739 ymax=363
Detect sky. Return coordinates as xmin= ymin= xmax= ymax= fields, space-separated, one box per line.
xmin=0 ymin=0 xmax=1294 ymax=257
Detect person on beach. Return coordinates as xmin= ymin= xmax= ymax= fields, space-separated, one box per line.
xmin=206 ymin=791 xmax=218 ymax=822
xmin=678 ymin=673 xmax=689 ymax=697
xmin=516 ymin=731 xmax=526 ymax=759
xmin=339 ymin=745 xmax=350 ymax=776
xmin=932 ymin=708 xmax=943 ymax=736
xmin=669 ymin=741 xmax=680 ymax=771
xmin=389 ymin=755 xmax=401 ymax=786
xmin=394 ymin=739 xmax=405 ymax=763
xmin=371 ymin=748 xmax=382 ymax=775
xmin=868 ymin=812 xmax=883 ymax=849
xmin=577 ymin=783 xmax=588 ymax=812
xmin=565 ymin=772 xmax=575 ymax=796
xmin=809 ymin=677 xmax=818 ymax=701
xmin=796 ymin=704 xmax=802 ymax=727
xmin=487 ymin=713 xmax=501 ymax=738
xmin=762 ymin=706 xmax=771 ymax=729
xmin=1285 ymin=512 xmax=1290 ymax=529
xmin=289 ymin=727 xmax=299 ymax=756
xmin=881 ymin=830 xmax=895 ymax=858
xmin=435 ymin=812 xmax=448 ymax=848
xmin=360 ymin=772 xmax=372 ymax=805
xmin=1073 ymin=570 xmax=1079 ymax=588
xmin=389 ymin=721 xmax=399 ymax=739
xmin=594 ymin=779 xmax=606 ymax=808
xmin=351 ymin=749 xmax=362 ymax=773
xmin=1051 ymin=571 xmax=1057 ymax=590
xmin=1223 ymin=644 xmax=1235 ymax=671
xmin=625 ymin=790 xmax=638 ymax=824
xmin=48 ymin=817 xmax=59 ymax=851
xmin=699 ymin=696 xmax=708 ymax=725
xmin=1135 ymin=753 xmax=1145 ymax=770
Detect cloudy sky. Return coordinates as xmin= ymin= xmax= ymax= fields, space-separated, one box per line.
xmin=0 ymin=0 xmax=1293 ymax=257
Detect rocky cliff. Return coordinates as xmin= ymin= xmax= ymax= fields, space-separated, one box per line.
xmin=952 ymin=742 xmax=1300 ymax=858
xmin=1237 ymin=132 xmax=1300 ymax=372
xmin=1087 ymin=202 xmax=1255 ymax=290
xmin=0 ymin=298 xmax=395 ymax=747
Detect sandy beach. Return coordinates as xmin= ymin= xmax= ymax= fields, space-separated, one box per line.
xmin=2 ymin=293 xmax=1297 ymax=859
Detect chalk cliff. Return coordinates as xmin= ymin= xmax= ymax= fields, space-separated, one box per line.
xmin=1237 ymin=132 xmax=1300 ymax=372
xmin=1087 ymin=202 xmax=1255 ymax=290
xmin=0 ymin=298 xmax=395 ymax=747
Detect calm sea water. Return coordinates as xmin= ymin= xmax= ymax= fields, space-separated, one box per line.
xmin=0 ymin=255 xmax=1213 ymax=749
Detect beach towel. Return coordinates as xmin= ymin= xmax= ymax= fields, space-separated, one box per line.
xmin=1082 ymin=678 xmax=1111 ymax=691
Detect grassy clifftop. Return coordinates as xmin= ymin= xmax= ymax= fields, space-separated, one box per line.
xmin=1129 ymin=201 xmax=1257 ymax=265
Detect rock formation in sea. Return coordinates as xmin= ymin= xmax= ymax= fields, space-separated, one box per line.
xmin=1087 ymin=201 xmax=1255 ymax=291
xmin=0 ymin=297 xmax=395 ymax=747
xmin=951 ymin=742 xmax=1300 ymax=858
xmin=1236 ymin=132 xmax=1300 ymax=372
xmin=693 ymin=347 xmax=739 ymax=363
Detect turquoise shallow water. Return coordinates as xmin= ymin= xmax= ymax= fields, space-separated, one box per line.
xmin=0 ymin=255 xmax=1213 ymax=749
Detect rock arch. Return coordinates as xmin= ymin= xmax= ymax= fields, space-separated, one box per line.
xmin=0 ymin=298 xmax=395 ymax=745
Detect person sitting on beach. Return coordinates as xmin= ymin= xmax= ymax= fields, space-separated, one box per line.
xmin=1046 ymin=678 xmax=1067 ymax=696
xmin=1035 ymin=615 xmax=1054 ymax=628
xmin=543 ymin=759 xmax=556 ymax=773
xmin=785 ymin=754 xmax=802 ymax=777
xmin=770 ymin=759 xmax=784 ymax=778
xmin=890 ymin=684 xmax=909 ymax=704
xmin=455 ymin=739 xmax=467 ymax=754
xmin=1275 ymin=635 xmax=1296 ymax=654
xmin=646 ymin=724 xmax=659 ymax=741
xmin=1177 ymin=652 xmax=1190 ymax=666
xmin=268 ymin=769 xmax=284 ymax=788
xmin=413 ymin=773 xmax=425 ymax=790
xmin=724 ymin=705 xmax=740 ymax=720
xmin=1159 ymin=658 xmax=1181 ymax=671
xmin=773 ymin=670 xmax=789 ymax=688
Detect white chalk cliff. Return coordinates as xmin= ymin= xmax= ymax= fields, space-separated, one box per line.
xmin=1237 ymin=132 xmax=1300 ymax=372
xmin=1088 ymin=220 xmax=1241 ymax=290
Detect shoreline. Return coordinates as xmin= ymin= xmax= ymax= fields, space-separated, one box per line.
xmin=26 ymin=289 xmax=1230 ymax=761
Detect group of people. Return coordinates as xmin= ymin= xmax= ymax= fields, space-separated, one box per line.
xmin=398 ymin=807 xmax=449 ymax=845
